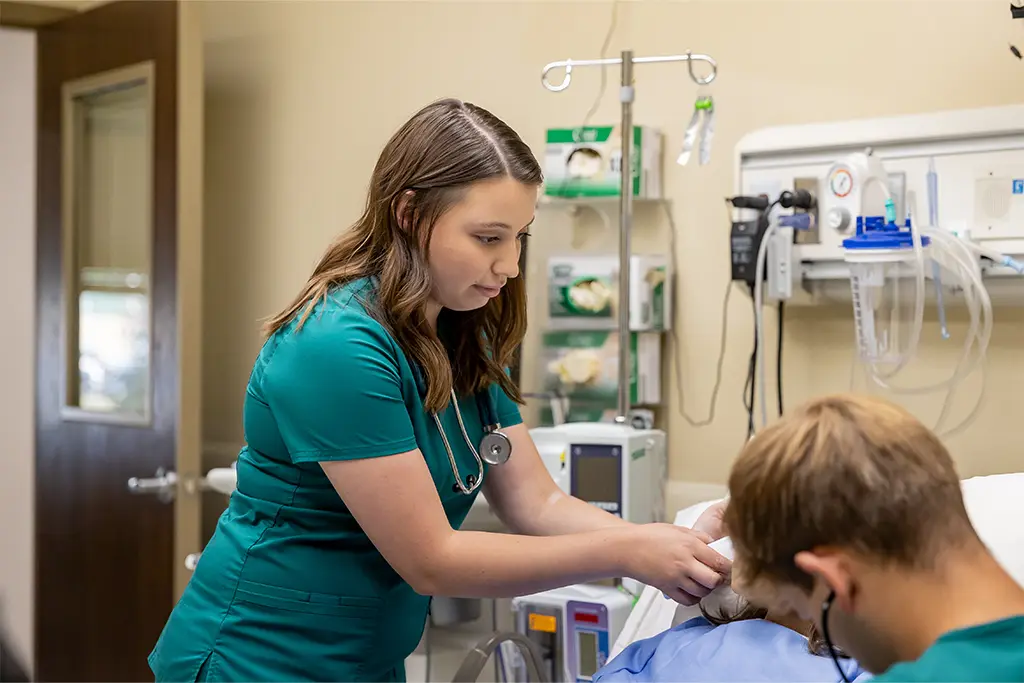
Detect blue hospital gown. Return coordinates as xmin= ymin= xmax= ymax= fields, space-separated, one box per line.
xmin=594 ymin=616 xmax=871 ymax=683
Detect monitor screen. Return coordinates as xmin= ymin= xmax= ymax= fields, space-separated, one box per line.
xmin=577 ymin=630 xmax=599 ymax=679
xmin=572 ymin=445 xmax=620 ymax=510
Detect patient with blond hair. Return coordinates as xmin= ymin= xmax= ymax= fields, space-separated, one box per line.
xmin=598 ymin=392 xmax=1024 ymax=682
xmin=722 ymin=393 xmax=1023 ymax=682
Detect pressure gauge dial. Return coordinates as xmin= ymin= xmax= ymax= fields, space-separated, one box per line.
xmin=830 ymin=168 xmax=853 ymax=198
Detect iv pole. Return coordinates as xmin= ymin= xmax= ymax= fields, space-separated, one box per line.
xmin=540 ymin=49 xmax=718 ymax=423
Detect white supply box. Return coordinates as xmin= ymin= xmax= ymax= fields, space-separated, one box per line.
xmin=544 ymin=125 xmax=663 ymax=199
xmin=547 ymin=254 xmax=672 ymax=331
xmin=539 ymin=330 xmax=661 ymax=426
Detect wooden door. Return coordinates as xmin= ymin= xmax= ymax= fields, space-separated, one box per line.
xmin=34 ymin=1 xmax=204 ymax=680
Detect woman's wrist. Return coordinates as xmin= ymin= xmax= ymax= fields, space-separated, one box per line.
xmin=601 ymin=524 xmax=644 ymax=579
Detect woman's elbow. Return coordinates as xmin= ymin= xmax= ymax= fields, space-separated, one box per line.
xmin=397 ymin=538 xmax=456 ymax=596
xmin=487 ymin=502 xmax=531 ymax=535
xmin=408 ymin=577 xmax=435 ymax=597
xmin=406 ymin=564 xmax=442 ymax=596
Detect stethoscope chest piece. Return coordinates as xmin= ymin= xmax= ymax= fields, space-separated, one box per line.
xmin=480 ymin=429 xmax=511 ymax=466
xmin=414 ymin=361 xmax=514 ymax=495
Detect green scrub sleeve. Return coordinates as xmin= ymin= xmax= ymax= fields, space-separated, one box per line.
xmin=263 ymin=312 xmax=419 ymax=464
xmin=490 ymin=374 xmax=525 ymax=429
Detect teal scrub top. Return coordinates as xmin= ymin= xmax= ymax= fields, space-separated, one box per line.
xmin=870 ymin=615 xmax=1024 ymax=682
xmin=148 ymin=278 xmax=523 ymax=682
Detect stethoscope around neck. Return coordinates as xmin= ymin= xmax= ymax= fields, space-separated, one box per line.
xmin=412 ymin=365 xmax=512 ymax=495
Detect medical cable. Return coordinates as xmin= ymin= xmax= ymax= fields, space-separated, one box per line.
xmin=579 ymin=0 xmax=620 ymax=129
xmin=550 ymin=0 xmax=619 ymax=195
xmin=771 ymin=197 xmax=810 ymax=419
xmin=861 ymin=221 xmax=992 ymax=438
xmin=751 ymin=200 xmax=783 ymax=432
xmin=744 ymin=290 xmax=758 ymax=437
xmin=842 ymin=188 xmax=995 ymax=438
xmin=725 ymin=200 xmax=760 ymax=436
xmin=879 ymin=197 xmax=990 ymax=401
xmin=661 ymin=202 xmax=731 ymax=428
xmin=925 ymin=159 xmax=951 ymax=340
xmin=749 ymin=202 xmax=807 ymax=431
xmin=962 ymin=239 xmax=1024 ymax=274
xmin=752 ymin=218 xmax=775 ymax=432
xmin=776 ymin=300 xmax=784 ymax=417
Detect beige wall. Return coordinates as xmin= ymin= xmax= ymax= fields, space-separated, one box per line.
xmin=1 ymin=0 xmax=1021 ymax=668
xmin=199 ymin=0 xmax=1024 ymax=487
xmin=0 ymin=25 xmax=36 ymax=672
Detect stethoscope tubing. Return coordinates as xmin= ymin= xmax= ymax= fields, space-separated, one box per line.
xmin=413 ymin=365 xmax=510 ymax=495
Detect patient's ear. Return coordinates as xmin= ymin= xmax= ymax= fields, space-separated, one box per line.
xmin=795 ymin=550 xmax=856 ymax=613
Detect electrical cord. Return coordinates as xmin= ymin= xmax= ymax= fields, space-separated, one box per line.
xmin=669 ymin=282 xmax=732 ymax=428
xmin=729 ymin=194 xmax=755 ymax=435
xmin=549 ymin=0 xmax=619 ymax=197
xmin=777 ymin=300 xmax=784 ymax=417
xmin=580 ymin=0 xmax=620 ymax=129
xmin=661 ymin=202 xmax=730 ymax=428
xmin=750 ymin=200 xmax=779 ymax=433
xmin=743 ymin=287 xmax=757 ymax=438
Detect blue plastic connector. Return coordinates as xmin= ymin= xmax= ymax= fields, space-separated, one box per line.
xmin=1003 ymin=256 xmax=1024 ymax=274
xmin=885 ymin=198 xmax=897 ymax=225
xmin=778 ymin=213 xmax=814 ymax=231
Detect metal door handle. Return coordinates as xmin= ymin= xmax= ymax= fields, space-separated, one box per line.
xmin=185 ymin=553 xmax=201 ymax=571
xmin=199 ymin=467 xmax=236 ymax=495
xmin=127 ymin=467 xmax=177 ymax=503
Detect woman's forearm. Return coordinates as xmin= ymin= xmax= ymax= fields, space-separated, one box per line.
xmin=421 ymin=526 xmax=635 ymax=598
xmin=512 ymin=490 xmax=634 ymax=536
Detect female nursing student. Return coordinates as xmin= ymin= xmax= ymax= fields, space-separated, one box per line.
xmin=148 ymin=98 xmax=731 ymax=683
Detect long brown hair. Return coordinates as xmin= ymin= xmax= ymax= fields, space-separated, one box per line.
xmin=263 ymin=99 xmax=543 ymax=412
xmin=699 ymin=601 xmax=836 ymax=657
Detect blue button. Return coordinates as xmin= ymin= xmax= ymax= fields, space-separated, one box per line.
xmin=1013 ymin=179 xmax=1024 ymax=195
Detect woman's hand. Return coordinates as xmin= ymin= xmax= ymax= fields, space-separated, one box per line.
xmin=625 ymin=523 xmax=732 ymax=606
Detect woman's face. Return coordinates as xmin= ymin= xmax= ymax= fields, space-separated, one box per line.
xmin=426 ymin=177 xmax=537 ymax=314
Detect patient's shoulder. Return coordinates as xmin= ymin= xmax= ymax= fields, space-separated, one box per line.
xmin=675 ymin=616 xmax=715 ymax=632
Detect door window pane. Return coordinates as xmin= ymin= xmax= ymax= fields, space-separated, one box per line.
xmin=63 ymin=64 xmax=153 ymax=423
